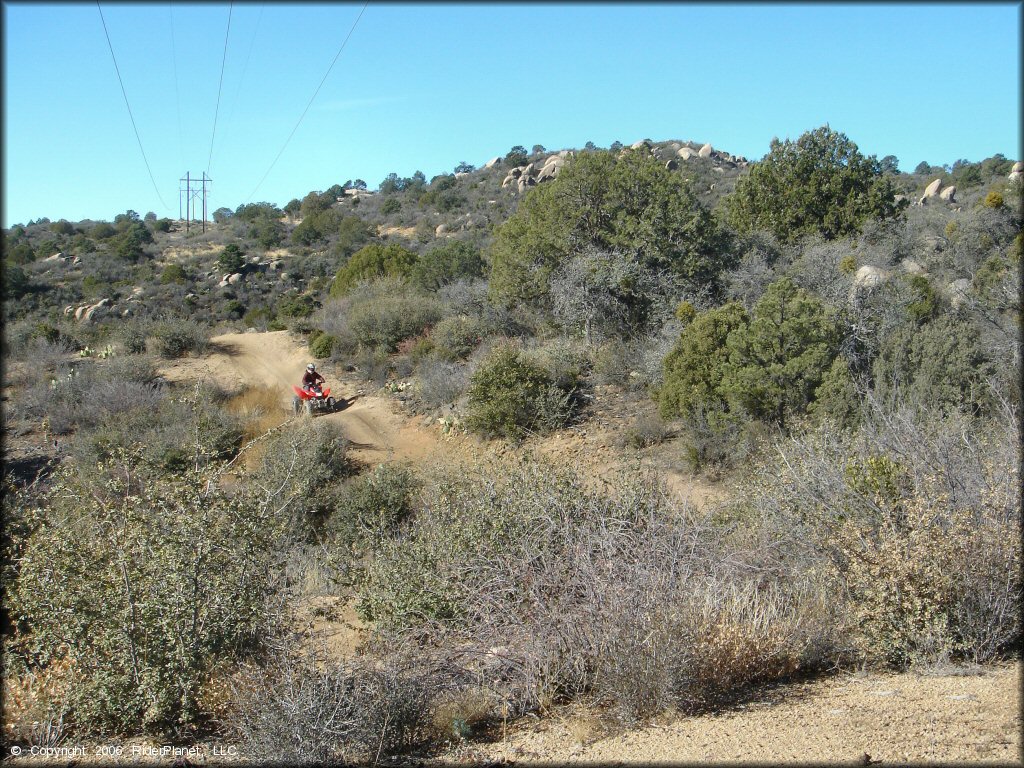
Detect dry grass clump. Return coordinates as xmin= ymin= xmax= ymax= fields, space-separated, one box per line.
xmin=2 ymin=664 xmax=72 ymax=750
xmin=226 ymin=385 xmax=291 ymax=465
xmin=224 ymin=651 xmax=439 ymax=764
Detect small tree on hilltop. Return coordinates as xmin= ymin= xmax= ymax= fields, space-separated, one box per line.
xmin=724 ymin=125 xmax=906 ymax=243
xmin=505 ymin=145 xmax=528 ymax=167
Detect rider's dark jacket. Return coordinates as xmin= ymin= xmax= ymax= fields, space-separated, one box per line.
xmin=302 ymin=370 xmax=325 ymax=388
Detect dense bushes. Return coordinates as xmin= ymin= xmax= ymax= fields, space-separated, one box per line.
xmin=488 ymin=150 xmax=727 ymax=311
xmin=430 ymin=314 xmax=485 ymax=360
xmin=329 ymin=243 xmax=418 ymax=296
xmin=7 ymin=454 xmax=286 ymax=736
xmin=149 ymin=319 xmax=209 ymax=358
xmin=409 ymin=240 xmax=485 ymax=291
xmin=309 ymin=332 xmax=336 ymax=359
xmin=14 ymin=354 xmax=164 ymax=437
xmin=319 ymin=278 xmax=443 ymax=353
xmin=347 ymin=293 xmax=442 ymax=352
xmin=725 ymin=125 xmax=906 ymax=243
xmin=660 ymin=278 xmax=839 ymax=430
xmin=253 ymin=420 xmax=354 ymax=537
xmin=359 ymin=459 xmax=839 ymax=721
xmin=464 ymin=343 xmax=576 ymax=440
xmin=872 ymin=315 xmax=993 ymax=414
xmin=328 ymin=462 xmax=420 ymax=550
xmin=743 ymin=399 xmax=1020 ymax=666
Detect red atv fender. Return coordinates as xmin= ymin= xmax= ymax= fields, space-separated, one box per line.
xmin=293 ymin=384 xmax=331 ymax=400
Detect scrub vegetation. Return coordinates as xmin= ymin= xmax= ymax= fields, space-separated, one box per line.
xmin=3 ymin=127 xmax=1020 ymax=761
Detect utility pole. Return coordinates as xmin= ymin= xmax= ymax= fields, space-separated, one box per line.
xmin=179 ymin=171 xmax=192 ymax=233
xmin=200 ymin=173 xmax=211 ymax=233
xmin=179 ymin=172 xmax=213 ymax=233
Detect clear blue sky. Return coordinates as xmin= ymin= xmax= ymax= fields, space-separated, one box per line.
xmin=2 ymin=2 xmax=1021 ymax=227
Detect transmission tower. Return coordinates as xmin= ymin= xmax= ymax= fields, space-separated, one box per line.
xmin=178 ymin=172 xmax=212 ymax=233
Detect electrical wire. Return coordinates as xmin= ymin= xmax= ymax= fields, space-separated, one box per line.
xmin=206 ymin=1 xmax=234 ymax=174
xmin=244 ymin=1 xmax=369 ymax=202
xmin=97 ymin=1 xmax=170 ymax=210
xmin=169 ymin=2 xmax=184 ymax=171
xmin=227 ymin=2 xmax=265 ymax=128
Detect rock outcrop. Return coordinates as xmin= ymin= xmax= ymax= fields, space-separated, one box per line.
xmin=502 ymin=153 xmax=570 ymax=194
xmin=849 ymin=265 xmax=891 ymax=305
xmin=917 ymin=178 xmax=944 ymax=205
xmin=65 ymin=298 xmax=113 ymax=323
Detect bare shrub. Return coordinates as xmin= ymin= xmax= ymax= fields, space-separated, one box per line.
xmin=15 ymin=355 xmax=165 ymax=436
xmin=725 ymin=245 xmax=778 ymax=309
xmin=351 ymin=345 xmax=392 ymax=388
xmin=549 ymin=247 xmax=675 ymax=342
xmin=415 ymin=358 xmax=469 ymax=409
xmin=1 ymin=668 xmax=72 ymax=752
xmin=360 ymin=459 xmax=839 ymax=722
xmin=787 ymin=239 xmax=854 ymax=311
xmin=617 ymin=413 xmax=672 ymax=449
xmin=744 ymin=395 xmax=1020 ymax=666
xmin=225 ymin=653 xmax=436 ymax=764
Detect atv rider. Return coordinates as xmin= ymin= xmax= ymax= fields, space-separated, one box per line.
xmin=302 ymin=363 xmax=325 ymax=394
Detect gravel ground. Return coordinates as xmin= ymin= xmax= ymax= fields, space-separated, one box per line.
xmin=435 ymin=661 xmax=1021 ymax=766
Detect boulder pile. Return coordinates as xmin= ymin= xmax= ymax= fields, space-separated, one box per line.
xmin=501 ymin=152 xmax=572 ymax=194
xmin=917 ymin=177 xmax=957 ymax=205
xmin=64 ymin=298 xmax=113 ymax=323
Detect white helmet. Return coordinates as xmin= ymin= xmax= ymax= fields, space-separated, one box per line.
xmin=307 ymin=363 xmax=316 ymax=372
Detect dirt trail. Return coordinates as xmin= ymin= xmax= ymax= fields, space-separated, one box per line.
xmin=159 ymin=330 xmax=439 ymax=464
xmin=441 ymin=662 xmax=1021 ymax=765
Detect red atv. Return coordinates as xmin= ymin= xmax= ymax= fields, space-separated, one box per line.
xmin=292 ymin=384 xmax=338 ymax=416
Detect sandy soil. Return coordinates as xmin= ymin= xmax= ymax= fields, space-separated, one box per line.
xmin=438 ymin=662 xmax=1022 ymax=766
xmin=158 ymin=330 xmax=439 ymax=466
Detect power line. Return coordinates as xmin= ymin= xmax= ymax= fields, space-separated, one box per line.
xmin=97 ymin=1 xmax=170 ymax=210
xmin=206 ymin=1 xmax=234 ymax=174
xmin=169 ymin=2 xmax=184 ymax=171
xmin=227 ymin=2 xmax=265 ymax=128
xmin=245 ymin=1 xmax=369 ymax=202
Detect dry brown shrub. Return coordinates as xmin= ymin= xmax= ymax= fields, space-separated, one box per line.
xmin=746 ymin=395 xmax=1020 ymax=667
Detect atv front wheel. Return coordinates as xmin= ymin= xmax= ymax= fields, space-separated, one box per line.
xmin=304 ymin=400 xmax=314 ymax=417
xmin=326 ymin=397 xmax=336 ymax=412
xmin=292 ymin=395 xmax=302 ymax=415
